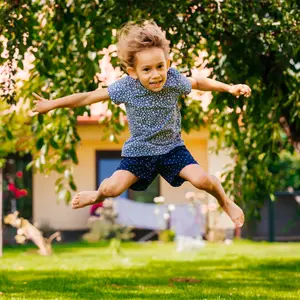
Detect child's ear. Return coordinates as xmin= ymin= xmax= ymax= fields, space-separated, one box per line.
xmin=127 ymin=67 xmax=138 ymax=79
xmin=167 ymin=59 xmax=170 ymax=69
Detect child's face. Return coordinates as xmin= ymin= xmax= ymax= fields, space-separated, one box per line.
xmin=127 ymin=47 xmax=170 ymax=92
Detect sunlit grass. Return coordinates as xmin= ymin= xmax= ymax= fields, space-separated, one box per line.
xmin=0 ymin=240 xmax=299 ymax=299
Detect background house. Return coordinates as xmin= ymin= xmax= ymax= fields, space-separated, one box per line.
xmin=33 ymin=118 xmax=233 ymax=233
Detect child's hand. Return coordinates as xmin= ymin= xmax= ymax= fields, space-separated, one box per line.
xmin=228 ymin=84 xmax=251 ymax=98
xmin=32 ymin=93 xmax=53 ymax=114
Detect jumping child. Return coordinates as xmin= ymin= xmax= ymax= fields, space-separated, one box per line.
xmin=33 ymin=21 xmax=251 ymax=227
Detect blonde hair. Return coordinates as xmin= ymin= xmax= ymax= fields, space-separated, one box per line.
xmin=117 ymin=20 xmax=170 ymax=71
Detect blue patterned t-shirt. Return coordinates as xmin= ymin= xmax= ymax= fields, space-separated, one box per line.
xmin=107 ymin=68 xmax=192 ymax=157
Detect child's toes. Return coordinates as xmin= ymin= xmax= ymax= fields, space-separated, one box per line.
xmin=71 ymin=198 xmax=79 ymax=208
xmin=234 ymin=216 xmax=244 ymax=227
xmin=72 ymin=202 xmax=79 ymax=209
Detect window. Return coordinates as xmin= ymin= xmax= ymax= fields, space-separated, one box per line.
xmin=96 ymin=151 xmax=160 ymax=203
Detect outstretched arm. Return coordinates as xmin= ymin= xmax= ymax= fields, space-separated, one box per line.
xmin=188 ymin=76 xmax=251 ymax=98
xmin=32 ymin=88 xmax=110 ymax=114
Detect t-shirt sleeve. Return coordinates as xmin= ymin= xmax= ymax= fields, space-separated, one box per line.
xmin=168 ymin=68 xmax=192 ymax=96
xmin=107 ymin=76 xmax=130 ymax=105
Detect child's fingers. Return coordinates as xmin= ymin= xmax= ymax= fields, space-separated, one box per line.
xmin=240 ymin=85 xmax=251 ymax=97
xmin=232 ymin=84 xmax=251 ymax=98
xmin=242 ymin=85 xmax=248 ymax=94
xmin=32 ymin=92 xmax=44 ymax=101
xmin=238 ymin=87 xmax=245 ymax=96
xmin=28 ymin=110 xmax=39 ymax=117
xmin=244 ymin=86 xmax=251 ymax=97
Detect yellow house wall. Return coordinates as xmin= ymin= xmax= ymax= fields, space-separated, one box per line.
xmin=33 ymin=124 xmax=210 ymax=230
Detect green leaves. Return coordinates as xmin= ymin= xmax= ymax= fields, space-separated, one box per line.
xmin=54 ymin=172 xmax=76 ymax=203
xmin=5 ymin=129 xmax=13 ymax=141
xmin=49 ymin=137 xmax=59 ymax=150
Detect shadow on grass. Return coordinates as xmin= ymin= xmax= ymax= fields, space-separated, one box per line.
xmin=0 ymin=259 xmax=299 ymax=299
xmin=3 ymin=240 xmax=110 ymax=252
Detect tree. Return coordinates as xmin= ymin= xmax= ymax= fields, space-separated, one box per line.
xmin=0 ymin=0 xmax=299 ymax=219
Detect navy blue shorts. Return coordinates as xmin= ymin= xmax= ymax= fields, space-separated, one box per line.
xmin=116 ymin=146 xmax=198 ymax=191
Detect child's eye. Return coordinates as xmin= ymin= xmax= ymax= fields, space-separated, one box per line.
xmin=158 ymin=65 xmax=163 ymax=69
xmin=143 ymin=68 xmax=149 ymax=72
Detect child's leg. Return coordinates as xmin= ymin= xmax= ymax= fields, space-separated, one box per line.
xmin=179 ymin=164 xmax=244 ymax=227
xmin=71 ymin=170 xmax=138 ymax=209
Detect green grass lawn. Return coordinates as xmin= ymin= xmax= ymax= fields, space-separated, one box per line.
xmin=0 ymin=240 xmax=299 ymax=299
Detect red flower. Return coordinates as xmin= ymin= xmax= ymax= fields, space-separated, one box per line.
xmin=7 ymin=184 xmax=27 ymax=199
xmin=8 ymin=183 xmax=16 ymax=192
xmin=20 ymin=189 xmax=28 ymax=197
xmin=14 ymin=189 xmax=27 ymax=199
xmin=15 ymin=189 xmax=22 ymax=199
xmin=16 ymin=171 xmax=23 ymax=178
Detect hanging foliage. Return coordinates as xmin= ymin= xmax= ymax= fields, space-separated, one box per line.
xmin=1 ymin=1 xmax=299 ymax=219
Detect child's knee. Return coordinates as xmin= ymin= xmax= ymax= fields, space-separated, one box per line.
xmin=100 ymin=179 xmax=123 ymax=198
xmin=193 ymin=173 xmax=216 ymax=192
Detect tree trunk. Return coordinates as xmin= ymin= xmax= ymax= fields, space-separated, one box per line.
xmin=0 ymin=168 xmax=3 ymax=257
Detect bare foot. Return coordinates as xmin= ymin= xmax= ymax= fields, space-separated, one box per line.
xmin=222 ymin=200 xmax=245 ymax=227
xmin=71 ymin=191 xmax=100 ymax=209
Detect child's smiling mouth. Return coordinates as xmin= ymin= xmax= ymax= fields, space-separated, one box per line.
xmin=149 ymin=80 xmax=163 ymax=88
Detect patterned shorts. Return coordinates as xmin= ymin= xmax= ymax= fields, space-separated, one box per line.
xmin=117 ymin=146 xmax=198 ymax=191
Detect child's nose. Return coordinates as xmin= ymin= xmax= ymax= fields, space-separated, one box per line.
xmin=151 ymin=70 xmax=160 ymax=78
